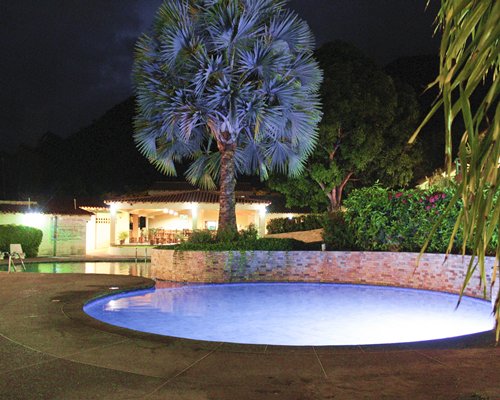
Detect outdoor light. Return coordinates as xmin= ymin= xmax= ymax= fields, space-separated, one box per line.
xmin=109 ymin=203 xmax=118 ymax=215
xmin=22 ymin=212 xmax=45 ymax=228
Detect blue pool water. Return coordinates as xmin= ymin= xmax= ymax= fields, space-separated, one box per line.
xmin=84 ymin=283 xmax=494 ymax=346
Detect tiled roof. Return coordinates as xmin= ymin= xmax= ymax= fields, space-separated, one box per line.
xmin=106 ymin=190 xmax=270 ymax=205
xmin=0 ymin=199 xmax=93 ymax=216
xmin=0 ymin=203 xmax=37 ymax=214
xmin=149 ymin=181 xmax=261 ymax=194
xmin=74 ymin=198 xmax=108 ymax=209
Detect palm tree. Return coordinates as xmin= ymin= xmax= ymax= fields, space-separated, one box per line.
xmin=133 ymin=0 xmax=322 ymax=236
xmin=411 ymin=0 xmax=499 ymax=340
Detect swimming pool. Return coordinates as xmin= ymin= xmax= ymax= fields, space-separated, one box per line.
xmin=0 ymin=261 xmax=151 ymax=278
xmin=83 ymin=283 xmax=494 ymax=346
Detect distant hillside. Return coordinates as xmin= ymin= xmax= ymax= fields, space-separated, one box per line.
xmin=5 ymin=97 xmax=165 ymax=199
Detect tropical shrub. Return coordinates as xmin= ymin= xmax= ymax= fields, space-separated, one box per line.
xmin=266 ymin=214 xmax=324 ymax=234
xmin=341 ymin=185 xmax=498 ymax=254
xmin=321 ymin=211 xmax=356 ymax=250
xmin=0 ymin=224 xmax=43 ymax=258
xmin=238 ymin=224 xmax=258 ymax=241
xmin=187 ymin=230 xmax=215 ymax=244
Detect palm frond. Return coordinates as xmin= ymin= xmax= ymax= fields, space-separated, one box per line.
xmin=237 ymin=42 xmax=273 ymax=79
xmin=133 ymin=126 xmax=159 ymax=158
xmin=242 ymin=0 xmax=286 ymax=16
xmin=150 ymin=157 xmax=178 ymax=176
xmin=159 ymin=23 xmax=195 ymax=67
xmin=286 ymin=152 xmax=308 ymax=177
xmin=154 ymin=1 xmax=188 ymax=30
xmin=236 ymin=135 xmax=264 ymax=174
xmin=192 ymin=53 xmax=226 ymax=96
xmin=206 ymin=75 xmax=233 ymax=110
xmin=415 ymin=0 xmax=500 ymax=340
xmin=289 ymin=53 xmax=323 ymax=91
xmin=262 ymin=78 xmax=297 ymax=109
xmin=185 ymin=153 xmax=218 ymax=189
xmin=265 ymin=140 xmax=293 ymax=174
xmin=204 ymin=1 xmax=240 ymax=51
xmin=268 ymin=9 xmax=315 ymax=53
xmin=233 ymin=10 xmax=263 ymax=45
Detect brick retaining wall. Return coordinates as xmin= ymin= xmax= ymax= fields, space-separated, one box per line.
xmin=151 ymin=249 xmax=497 ymax=299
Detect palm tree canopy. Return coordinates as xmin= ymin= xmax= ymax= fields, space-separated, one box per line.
xmin=133 ymin=0 xmax=322 ymax=189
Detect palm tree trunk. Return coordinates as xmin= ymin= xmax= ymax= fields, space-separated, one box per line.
xmin=218 ymin=144 xmax=237 ymax=237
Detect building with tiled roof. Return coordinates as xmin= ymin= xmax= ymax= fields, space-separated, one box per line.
xmin=101 ymin=187 xmax=271 ymax=248
xmin=0 ymin=183 xmax=306 ymax=256
xmin=0 ymin=199 xmax=93 ymax=256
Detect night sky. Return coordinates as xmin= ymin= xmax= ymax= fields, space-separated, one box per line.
xmin=0 ymin=0 xmax=440 ymax=150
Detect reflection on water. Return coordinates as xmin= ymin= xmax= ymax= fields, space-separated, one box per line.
xmin=84 ymin=283 xmax=495 ymax=346
xmin=103 ymin=288 xmax=206 ymax=315
xmin=0 ymin=261 xmax=151 ymax=278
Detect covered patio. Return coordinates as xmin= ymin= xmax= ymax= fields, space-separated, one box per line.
xmin=104 ymin=190 xmax=270 ymax=246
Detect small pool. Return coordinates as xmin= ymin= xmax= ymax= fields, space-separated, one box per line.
xmin=84 ymin=283 xmax=494 ymax=346
xmin=0 ymin=261 xmax=151 ymax=278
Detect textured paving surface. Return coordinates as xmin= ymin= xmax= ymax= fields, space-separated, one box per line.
xmin=0 ymin=272 xmax=498 ymax=400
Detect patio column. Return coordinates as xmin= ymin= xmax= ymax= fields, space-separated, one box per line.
xmin=190 ymin=203 xmax=199 ymax=230
xmin=131 ymin=214 xmax=139 ymax=241
xmin=258 ymin=205 xmax=267 ymax=237
xmin=110 ymin=204 xmax=117 ymax=245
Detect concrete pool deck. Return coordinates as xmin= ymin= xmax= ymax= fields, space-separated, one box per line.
xmin=0 ymin=272 xmax=498 ymax=399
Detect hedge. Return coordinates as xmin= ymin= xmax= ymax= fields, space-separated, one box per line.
xmin=0 ymin=224 xmax=43 ymax=258
xmin=156 ymin=226 xmax=317 ymax=251
xmin=159 ymin=238 xmax=314 ymax=251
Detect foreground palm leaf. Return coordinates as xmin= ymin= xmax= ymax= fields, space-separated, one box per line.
xmin=411 ymin=0 xmax=499 ymax=340
xmin=133 ymin=0 xmax=322 ymax=235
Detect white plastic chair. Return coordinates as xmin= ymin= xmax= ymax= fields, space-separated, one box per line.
xmin=10 ymin=244 xmax=25 ymax=259
xmin=8 ymin=244 xmax=26 ymax=272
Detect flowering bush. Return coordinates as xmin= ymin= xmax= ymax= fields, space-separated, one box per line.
xmin=340 ymin=185 xmax=474 ymax=253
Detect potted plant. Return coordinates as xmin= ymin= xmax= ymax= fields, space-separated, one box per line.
xmin=149 ymin=228 xmax=158 ymax=245
xmin=118 ymin=231 xmax=129 ymax=245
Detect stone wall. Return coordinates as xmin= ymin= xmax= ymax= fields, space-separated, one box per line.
xmin=151 ymin=249 xmax=497 ymax=299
